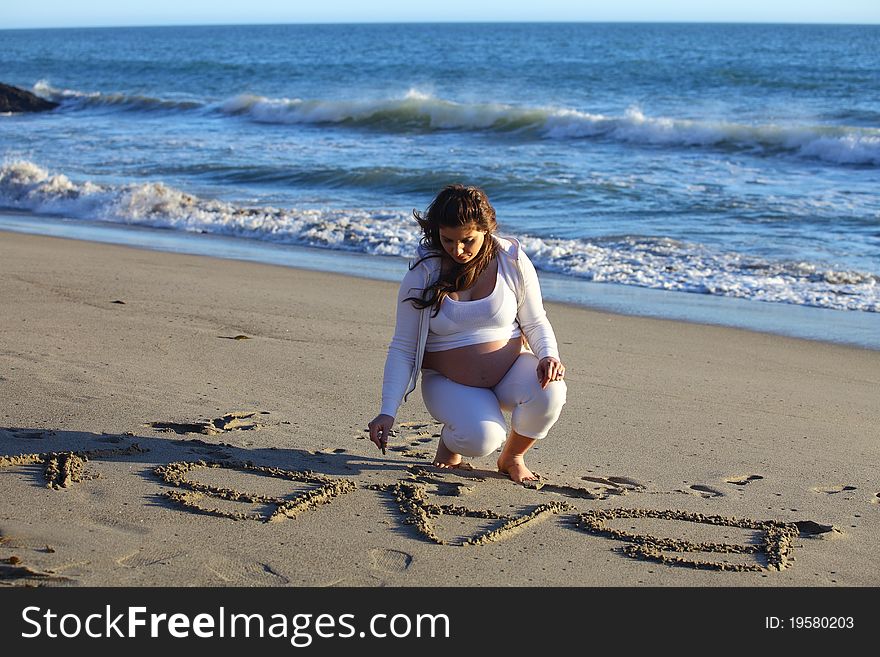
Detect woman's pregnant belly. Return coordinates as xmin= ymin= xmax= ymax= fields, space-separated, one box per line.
xmin=421 ymin=337 xmax=523 ymax=388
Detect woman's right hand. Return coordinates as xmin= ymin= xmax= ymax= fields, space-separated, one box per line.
xmin=368 ymin=414 xmax=395 ymax=453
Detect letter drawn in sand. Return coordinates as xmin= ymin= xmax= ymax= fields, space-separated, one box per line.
xmin=574 ymin=508 xmax=800 ymax=572
xmin=0 ymin=444 xmax=148 ymax=489
xmin=155 ymin=460 xmax=356 ymax=522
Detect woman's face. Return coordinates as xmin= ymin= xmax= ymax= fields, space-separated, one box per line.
xmin=438 ymin=224 xmax=487 ymax=264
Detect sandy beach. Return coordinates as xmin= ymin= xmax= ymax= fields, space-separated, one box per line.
xmin=1 ymin=230 xmax=878 ymax=587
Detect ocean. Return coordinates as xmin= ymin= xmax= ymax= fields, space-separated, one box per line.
xmin=1 ymin=23 xmax=878 ymax=347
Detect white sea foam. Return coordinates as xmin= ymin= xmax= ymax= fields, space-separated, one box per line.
xmin=0 ymin=160 xmax=415 ymax=255
xmin=519 ymin=235 xmax=879 ymax=313
xmin=2 ymin=161 xmax=877 ymax=312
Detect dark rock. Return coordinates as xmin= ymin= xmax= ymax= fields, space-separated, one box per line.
xmin=0 ymin=82 xmax=59 ymax=113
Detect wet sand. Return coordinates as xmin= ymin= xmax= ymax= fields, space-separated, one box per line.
xmin=2 ymin=230 xmax=879 ymax=586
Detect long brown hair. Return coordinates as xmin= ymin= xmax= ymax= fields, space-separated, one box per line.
xmin=406 ymin=184 xmax=498 ymax=314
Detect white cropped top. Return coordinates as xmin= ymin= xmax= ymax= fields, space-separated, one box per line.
xmin=379 ymin=235 xmax=560 ymax=419
xmin=425 ymin=264 xmax=522 ymax=352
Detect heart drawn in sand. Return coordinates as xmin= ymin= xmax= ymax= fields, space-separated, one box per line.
xmin=371 ymin=480 xmax=575 ymax=546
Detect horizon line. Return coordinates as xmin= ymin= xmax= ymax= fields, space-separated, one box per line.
xmin=3 ymin=19 xmax=880 ymax=31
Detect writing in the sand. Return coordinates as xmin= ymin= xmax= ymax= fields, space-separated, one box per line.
xmin=0 ymin=443 xmax=802 ymax=573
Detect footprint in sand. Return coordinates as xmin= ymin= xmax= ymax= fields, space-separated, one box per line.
xmin=171 ymin=439 xmax=233 ymax=460
xmin=203 ymin=558 xmax=290 ymax=586
xmin=795 ymin=520 xmax=842 ymax=539
xmin=688 ymin=484 xmax=724 ymax=498
xmin=148 ymin=412 xmax=264 ymax=436
xmin=395 ymin=421 xmax=442 ymax=438
xmin=363 ymin=421 xmax=441 ymax=455
xmin=116 ymin=548 xmax=186 ymax=569
xmin=581 ymin=475 xmax=646 ymax=491
xmin=408 ymin=473 xmax=474 ymax=497
xmin=396 ymin=422 xmax=432 ymax=430
xmin=388 ymin=445 xmax=433 ymax=459
xmin=369 ymin=548 xmax=413 ymax=573
xmin=1 ymin=556 xmax=70 ymax=585
xmin=525 ymin=480 xmax=625 ymax=500
xmin=725 ymin=474 xmax=764 ymax=486
xmin=810 ymin=485 xmax=857 ymax=495
xmin=6 ymin=429 xmax=45 ymax=440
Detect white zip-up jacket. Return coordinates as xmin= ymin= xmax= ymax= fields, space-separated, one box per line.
xmin=379 ymin=235 xmax=560 ymax=419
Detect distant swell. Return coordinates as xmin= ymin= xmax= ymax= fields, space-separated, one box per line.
xmin=33 ymin=81 xmax=203 ymax=112
xmin=2 ymin=161 xmax=877 ymax=313
xmin=30 ymin=83 xmax=880 ymax=166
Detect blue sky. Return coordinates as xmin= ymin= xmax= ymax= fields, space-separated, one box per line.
xmin=2 ymin=1 xmax=879 ymax=29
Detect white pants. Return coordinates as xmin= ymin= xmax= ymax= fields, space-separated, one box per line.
xmin=420 ymin=352 xmax=567 ymax=458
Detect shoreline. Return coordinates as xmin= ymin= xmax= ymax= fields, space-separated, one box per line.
xmin=2 ymin=213 xmax=878 ymax=352
xmin=1 ymin=230 xmax=879 ymax=587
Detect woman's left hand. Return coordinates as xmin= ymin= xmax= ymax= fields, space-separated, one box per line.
xmin=537 ymin=356 xmax=566 ymax=389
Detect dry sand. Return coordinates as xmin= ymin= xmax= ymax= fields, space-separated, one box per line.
xmin=1 ymin=230 xmax=878 ymax=587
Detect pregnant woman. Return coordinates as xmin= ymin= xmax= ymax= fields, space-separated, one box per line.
xmin=368 ymin=185 xmax=567 ymax=483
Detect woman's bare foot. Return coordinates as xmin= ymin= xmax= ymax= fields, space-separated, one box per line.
xmin=496 ymin=431 xmax=539 ymax=483
xmin=433 ymin=440 xmax=462 ymax=469
xmin=497 ymin=454 xmax=540 ymax=483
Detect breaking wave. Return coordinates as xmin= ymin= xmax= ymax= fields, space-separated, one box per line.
xmin=30 ymin=83 xmax=880 ymax=166
xmin=2 ymin=160 xmax=877 ymax=312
